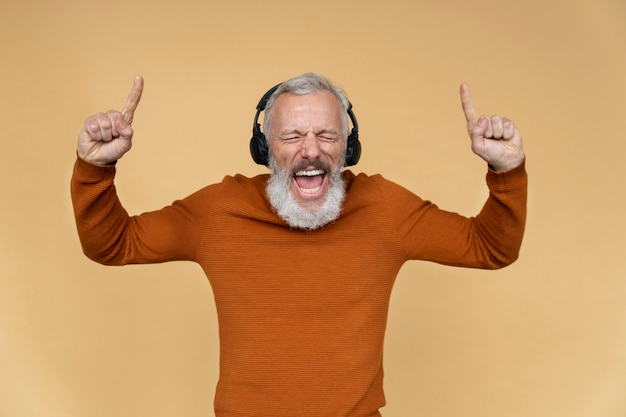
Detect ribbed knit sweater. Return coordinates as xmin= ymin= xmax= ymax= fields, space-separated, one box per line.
xmin=71 ymin=157 xmax=527 ymax=417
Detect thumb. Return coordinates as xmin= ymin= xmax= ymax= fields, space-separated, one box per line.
xmin=116 ymin=117 xmax=134 ymax=141
xmin=470 ymin=116 xmax=490 ymax=139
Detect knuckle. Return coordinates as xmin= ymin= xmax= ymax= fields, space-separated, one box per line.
xmin=84 ymin=120 xmax=100 ymax=135
xmin=85 ymin=113 xmax=113 ymax=135
xmin=105 ymin=110 xmax=121 ymax=121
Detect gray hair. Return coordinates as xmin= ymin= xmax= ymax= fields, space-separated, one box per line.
xmin=262 ymin=73 xmax=351 ymax=142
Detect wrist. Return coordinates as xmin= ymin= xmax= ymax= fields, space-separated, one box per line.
xmin=76 ymin=151 xmax=118 ymax=168
xmin=489 ymin=155 xmax=525 ymax=173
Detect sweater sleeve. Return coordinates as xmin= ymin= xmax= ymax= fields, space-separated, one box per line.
xmin=389 ymin=160 xmax=528 ymax=269
xmin=70 ymin=157 xmax=203 ymax=265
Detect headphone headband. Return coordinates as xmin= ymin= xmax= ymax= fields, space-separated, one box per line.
xmin=249 ymin=83 xmax=361 ymax=167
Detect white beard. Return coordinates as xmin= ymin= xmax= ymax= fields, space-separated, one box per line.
xmin=266 ymin=156 xmax=346 ymax=230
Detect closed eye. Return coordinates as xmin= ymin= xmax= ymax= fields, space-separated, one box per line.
xmin=317 ymin=134 xmax=339 ymax=142
xmin=277 ymin=130 xmax=340 ymax=142
xmin=315 ymin=129 xmax=340 ymax=142
xmin=277 ymin=132 xmax=302 ymax=141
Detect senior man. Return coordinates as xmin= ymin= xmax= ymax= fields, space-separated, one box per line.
xmin=71 ymin=73 xmax=526 ymax=416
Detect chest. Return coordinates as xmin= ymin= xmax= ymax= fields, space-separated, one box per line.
xmin=197 ymin=209 xmax=406 ymax=317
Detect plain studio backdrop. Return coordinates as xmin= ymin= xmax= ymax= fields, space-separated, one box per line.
xmin=1 ymin=0 xmax=625 ymax=416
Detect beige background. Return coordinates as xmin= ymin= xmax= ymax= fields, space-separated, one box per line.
xmin=1 ymin=0 xmax=625 ymax=416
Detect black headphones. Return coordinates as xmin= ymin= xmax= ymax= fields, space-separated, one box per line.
xmin=250 ymin=83 xmax=361 ymax=167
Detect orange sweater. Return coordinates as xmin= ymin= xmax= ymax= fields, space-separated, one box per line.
xmin=71 ymin=157 xmax=527 ymax=416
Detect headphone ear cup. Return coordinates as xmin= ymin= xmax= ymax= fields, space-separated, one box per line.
xmin=250 ymin=131 xmax=269 ymax=166
xmin=345 ymin=131 xmax=361 ymax=166
xmin=250 ymin=85 xmax=281 ymax=167
xmin=344 ymin=105 xmax=361 ymax=167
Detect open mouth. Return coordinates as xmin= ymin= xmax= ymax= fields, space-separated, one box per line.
xmin=293 ymin=169 xmax=326 ymax=196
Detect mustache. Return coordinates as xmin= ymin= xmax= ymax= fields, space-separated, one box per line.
xmin=289 ymin=159 xmax=333 ymax=174
xmin=270 ymin=157 xmax=335 ymax=176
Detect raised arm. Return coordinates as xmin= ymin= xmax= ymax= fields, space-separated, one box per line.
xmin=71 ymin=76 xmax=201 ymax=266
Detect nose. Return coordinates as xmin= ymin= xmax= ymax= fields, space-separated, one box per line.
xmin=301 ymin=132 xmax=321 ymax=160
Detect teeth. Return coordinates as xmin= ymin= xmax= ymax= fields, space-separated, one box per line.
xmin=294 ymin=169 xmax=325 ymax=177
xmin=299 ymin=185 xmax=322 ymax=194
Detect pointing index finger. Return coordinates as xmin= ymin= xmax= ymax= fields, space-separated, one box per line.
xmin=121 ymin=75 xmax=144 ymax=125
xmin=460 ymin=83 xmax=477 ymax=126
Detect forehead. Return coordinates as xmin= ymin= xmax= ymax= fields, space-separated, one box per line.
xmin=271 ymin=91 xmax=343 ymax=130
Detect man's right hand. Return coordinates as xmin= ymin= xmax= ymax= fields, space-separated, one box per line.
xmin=77 ymin=75 xmax=144 ymax=165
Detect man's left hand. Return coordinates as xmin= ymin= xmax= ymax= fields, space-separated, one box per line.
xmin=460 ymin=83 xmax=525 ymax=172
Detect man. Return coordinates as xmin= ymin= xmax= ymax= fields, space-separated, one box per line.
xmin=72 ymin=73 xmax=526 ymax=416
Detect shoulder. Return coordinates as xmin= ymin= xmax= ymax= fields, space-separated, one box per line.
xmin=343 ymin=170 xmax=386 ymax=189
xmin=185 ymin=173 xmax=269 ymax=204
xmin=221 ymin=173 xmax=269 ymax=192
xmin=342 ymin=170 xmax=427 ymax=219
xmin=343 ymin=170 xmax=417 ymax=200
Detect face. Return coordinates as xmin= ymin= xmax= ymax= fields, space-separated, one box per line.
xmin=267 ymin=91 xmax=347 ymax=213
